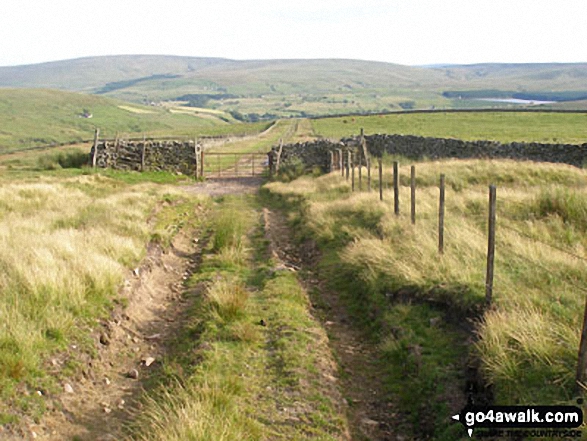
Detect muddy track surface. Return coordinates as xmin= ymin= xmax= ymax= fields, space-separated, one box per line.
xmin=14 ymin=177 xmax=405 ymax=440
xmin=22 ymin=225 xmax=207 ymax=441
xmin=263 ymin=207 xmax=407 ymax=441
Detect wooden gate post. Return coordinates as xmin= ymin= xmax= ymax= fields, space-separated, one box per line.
xmin=92 ymin=128 xmax=100 ymax=168
xmin=194 ymin=137 xmax=199 ymax=179
xmin=485 ymin=185 xmax=497 ymax=306
xmin=200 ymin=147 xmax=205 ymax=179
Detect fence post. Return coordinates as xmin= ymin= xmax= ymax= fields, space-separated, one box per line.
xmin=378 ymin=158 xmax=383 ymax=201
xmin=140 ymin=140 xmax=146 ymax=172
xmin=346 ymin=151 xmax=350 ymax=180
xmin=329 ymin=151 xmax=334 ymax=172
xmin=351 ymin=154 xmax=355 ymax=192
xmin=439 ymin=174 xmax=445 ymax=254
xmin=252 ymin=154 xmax=255 ymax=176
xmin=411 ymin=165 xmax=416 ymax=225
xmin=276 ymin=138 xmax=283 ymax=172
xmin=194 ymin=138 xmax=200 ymax=180
xmin=576 ymin=296 xmax=587 ymax=392
xmin=367 ymin=158 xmax=371 ymax=192
xmin=339 ymin=149 xmax=344 ymax=175
xmin=358 ymin=159 xmax=362 ymax=191
xmin=234 ymin=154 xmax=238 ymax=177
xmin=200 ymin=147 xmax=205 ymax=179
xmin=92 ymin=128 xmax=100 ymax=168
xmin=393 ymin=161 xmax=400 ymax=215
xmin=485 ymin=185 xmax=497 ymax=306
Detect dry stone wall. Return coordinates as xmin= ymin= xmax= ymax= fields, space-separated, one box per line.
xmin=91 ymin=140 xmax=198 ymax=174
xmin=269 ymin=134 xmax=587 ymax=173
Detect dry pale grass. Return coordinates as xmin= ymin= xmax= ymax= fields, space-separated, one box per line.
xmin=0 ymin=175 xmax=184 ymax=396
xmin=266 ymin=159 xmax=587 ymax=403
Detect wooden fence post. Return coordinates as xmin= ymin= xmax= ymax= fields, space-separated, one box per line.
xmin=439 ymin=174 xmax=445 ymax=254
xmin=485 ymin=185 xmax=497 ymax=306
xmin=411 ymin=165 xmax=416 ymax=225
xmin=358 ymin=159 xmax=362 ymax=191
xmin=194 ymin=138 xmax=200 ymax=180
xmin=378 ymin=158 xmax=383 ymax=201
xmin=92 ymin=128 xmax=100 ymax=168
xmin=339 ymin=149 xmax=344 ymax=175
xmin=576 ymin=295 xmax=587 ymax=392
xmin=140 ymin=141 xmax=146 ymax=172
xmin=351 ymin=154 xmax=355 ymax=192
xmin=367 ymin=158 xmax=371 ymax=192
xmin=393 ymin=161 xmax=400 ymax=215
xmin=346 ymin=151 xmax=350 ymax=180
xmin=200 ymin=148 xmax=205 ymax=179
xmin=329 ymin=151 xmax=334 ymax=172
xmin=276 ymin=138 xmax=283 ymax=172
xmin=234 ymin=154 xmax=238 ymax=177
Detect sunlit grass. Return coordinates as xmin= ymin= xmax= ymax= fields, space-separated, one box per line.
xmin=265 ymin=158 xmax=587 ymax=405
xmin=0 ymin=174 xmax=190 ymax=414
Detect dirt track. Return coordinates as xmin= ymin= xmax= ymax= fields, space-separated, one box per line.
xmin=23 ymin=176 xmax=403 ymax=440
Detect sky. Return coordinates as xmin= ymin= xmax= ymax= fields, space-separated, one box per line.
xmin=0 ymin=0 xmax=586 ymax=67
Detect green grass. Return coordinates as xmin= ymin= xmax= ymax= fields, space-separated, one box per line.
xmin=263 ymin=159 xmax=587 ymax=437
xmin=0 ymin=88 xmax=271 ymax=153
xmin=130 ymin=195 xmax=349 ymax=440
xmin=312 ymin=111 xmax=587 ymax=144
xmin=0 ymin=172 xmax=202 ymax=424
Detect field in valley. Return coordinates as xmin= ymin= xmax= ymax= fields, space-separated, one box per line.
xmin=311 ymin=111 xmax=587 ymax=144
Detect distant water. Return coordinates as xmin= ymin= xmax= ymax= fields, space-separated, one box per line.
xmin=477 ymin=98 xmax=556 ymax=105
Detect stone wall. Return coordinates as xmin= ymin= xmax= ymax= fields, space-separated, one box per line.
xmin=91 ymin=140 xmax=198 ymax=174
xmin=269 ymin=134 xmax=587 ymax=173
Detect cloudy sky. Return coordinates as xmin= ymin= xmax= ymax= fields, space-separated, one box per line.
xmin=0 ymin=0 xmax=585 ymax=67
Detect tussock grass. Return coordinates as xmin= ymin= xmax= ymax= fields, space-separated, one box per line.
xmin=264 ymin=159 xmax=587 ymax=409
xmin=0 ymin=174 xmax=191 ymax=418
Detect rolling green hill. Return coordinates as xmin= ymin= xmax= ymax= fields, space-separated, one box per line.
xmin=1 ymin=56 xmax=586 ymax=118
xmin=0 ymin=88 xmax=268 ymax=153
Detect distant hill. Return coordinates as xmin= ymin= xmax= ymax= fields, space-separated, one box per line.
xmin=0 ymin=55 xmax=586 ymax=117
xmin=0 ymin=88 xmax=265 ymax=152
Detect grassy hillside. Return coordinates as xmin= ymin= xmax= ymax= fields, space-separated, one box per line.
xmin=0 ymin=89 xmax=268 ymax=153
xmin=312 ymin=111 xmax=587 ymax=144
xmin=1 ymin=56 xmax=586 ymax=117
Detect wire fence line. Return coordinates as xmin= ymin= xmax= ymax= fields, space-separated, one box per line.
xmin=335 ymin=157 xmax=587 ymax=392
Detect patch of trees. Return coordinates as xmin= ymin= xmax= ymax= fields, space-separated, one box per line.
xmin=228 ymin=111 xmax=279 ymax=122
xmin=176 ymin=93 xmax=238 ymax=108
xmin=398 ymin=101 xmax=416 ymax=110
